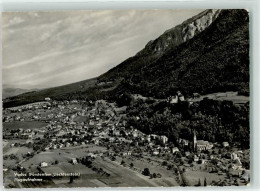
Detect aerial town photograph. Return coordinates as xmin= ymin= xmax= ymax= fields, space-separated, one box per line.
xmin=2 ymin=9 xmax=250 ymax=188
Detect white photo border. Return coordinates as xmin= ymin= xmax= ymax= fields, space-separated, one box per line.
xmin=0 ymin=0 xmax=259 ymax=191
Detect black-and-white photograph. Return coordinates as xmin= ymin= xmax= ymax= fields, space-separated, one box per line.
xmin=2 ymin=9 xmax=250 ymax=188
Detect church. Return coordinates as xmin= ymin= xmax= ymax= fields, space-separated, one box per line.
xmin=193 ymin=131 xmax=213 ymax=151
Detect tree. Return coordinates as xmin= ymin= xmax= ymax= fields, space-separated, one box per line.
xmin=188 ymin=159 xmax=193 ymax=164
xmin=167 ymin=164 xmax=173 ymax=170
xmin=121 ymin=160 xmax=125 ymax=165
xmin=197 ymin=179 xmax=201 ymax=186
xmin=9 ymin=154 xmax=18 ymax=160
xmin=176 ymin=152 xmax=182 ymax=159
xmin=204 ymin=178 xmax=207 ymax=186
xmin=142 ymin=168 xmax=150 ymax=176
xmin=162 ymin=161 xmax=168 ymax=166
xmin=69 ymin=176 xmax=74 ymax=183
xmin=116 ymin=93 xmax=133 ymax=107
xmin=130 ymin=163 xmax=134 ymax=168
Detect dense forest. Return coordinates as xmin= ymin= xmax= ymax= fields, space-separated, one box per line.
xmin=125 ymin=98 xmax=249 ymax=149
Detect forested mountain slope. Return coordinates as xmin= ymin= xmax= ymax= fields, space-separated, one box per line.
xmin=106 ymin=9 xmax=249 ymax=98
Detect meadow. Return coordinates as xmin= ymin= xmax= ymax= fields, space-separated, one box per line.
xmin=3 ymin=121 xmax=48 ymax=130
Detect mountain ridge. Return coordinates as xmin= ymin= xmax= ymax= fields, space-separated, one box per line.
xmin=3 ymin=9 xmax=249 ymax=108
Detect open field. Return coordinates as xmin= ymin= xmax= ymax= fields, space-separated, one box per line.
xmin=3 ymin=144 xmax=33 ymax=169
xmin=4 ymin=147 xmax=33 ymax=156
xmin=3 ymin=139 xmax=28 ymax=149
xmin=114 ymin=155 xmax=177 ymax=180
xmin=3 ymin=159 xmax=18 ymax=169
xmin=93 ymin=157 xmax=178 ymax=187
xmin=21 ymin=144 xmax=107 ymax=169
xmin=60 ymin=144 xmax=107 ymax=154
xmin=3 ymin=140 xmax=8 ymax=148
xmin=182 ymin=169 xmax=227 ymax=186
xmin=3 ymin=139 xmax=28 ymax=153
xmin=4 ymin=147 xmax=21 ymax=156
xmin=3 ymin=144 xmax=33 ymax=157
xmin=3 ymin=121 xmax=48 ymax=130
xmin=22 ymin=151 xmax=74 ymax=169
xmin=18 ymin=149 xmax=179 ymax=187
xmin=192 ymin=92 xmax=249 ymax=104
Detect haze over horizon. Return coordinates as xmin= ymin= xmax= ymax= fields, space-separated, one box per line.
xmin=2 ymin=10 xmax=203 ymax=90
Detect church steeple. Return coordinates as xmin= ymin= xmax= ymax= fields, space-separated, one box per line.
xmin=193 ymin=130 xmax=197 ymax=151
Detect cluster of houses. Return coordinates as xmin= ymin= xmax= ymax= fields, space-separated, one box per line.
xmin=3 ymin=128 xmax=36 ymax=140
xmin=177 ymin=131 xmax=247 ymax=172
xmin=3 ymin=97 xmax=249 ymax=183
xmin=167 ymin=91 xmax=202 ymax=104
xmin=3 ymin=98 xmax=169 ymax=155
xmin=6 ymin=101 xmax=51 ymax=113
xmin=167 ymin=91 xmax=185 ymax=104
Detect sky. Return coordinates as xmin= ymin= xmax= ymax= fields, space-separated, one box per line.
xmin=2 ymin=9 xmax=203 ymax=89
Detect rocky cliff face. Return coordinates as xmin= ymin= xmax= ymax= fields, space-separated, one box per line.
xmin=141 ymin=9 xmax=221 ymax=55
xmin=183 ymin=9 xmax=221 ymax=41
xmin=99 ymin=10 xmax=223 ymax=82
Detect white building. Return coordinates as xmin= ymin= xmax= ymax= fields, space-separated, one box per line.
xmin=160 ymin=135 xmax=168 ymax=144
xmin=169 ymin=96 xmax=178 ymax=104
xmin=172 ymin=147 xmax=179 ymax=154
xmin=222 ymin=142 xmax=229 ymax=147
xmin=179 ymin=95 xmax=185 ymax=101
xmin=153 ymin=150 xmax=159 ymax=156
xmin=40 ymin=162 xmax=48 ymax=167
xmin=71 ymin=158 xmax=77 ymax=165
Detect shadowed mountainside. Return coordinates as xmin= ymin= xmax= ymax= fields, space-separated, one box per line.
xmin=100 ymin=9 xmax=249 ymax=98
xmin=2 ymin=88 xmax=39 ymax=99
